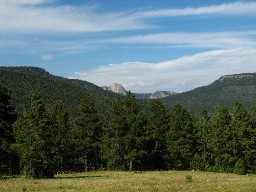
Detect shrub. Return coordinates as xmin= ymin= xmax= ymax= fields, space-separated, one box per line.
xmin=186 ymin=175 xmax=192 ymax=182
xmin=233 ymin=159 xmax=247 ymax=175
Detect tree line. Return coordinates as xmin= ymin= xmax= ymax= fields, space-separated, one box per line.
xmin=0 ymin=87 xmax=255 ymax=179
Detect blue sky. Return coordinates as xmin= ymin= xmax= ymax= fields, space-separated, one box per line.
xmin=1 ymin=0 xmax=256 ymax=93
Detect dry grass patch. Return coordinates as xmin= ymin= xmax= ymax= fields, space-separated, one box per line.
xmin=0 ymin=171 xmax=256 ymax=192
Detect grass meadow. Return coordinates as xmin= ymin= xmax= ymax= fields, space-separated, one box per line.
xmin=1 ymin=171 xmax=256 ymax=192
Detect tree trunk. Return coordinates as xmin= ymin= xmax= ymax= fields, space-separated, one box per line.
xmin=84 ymin=155 xmax=88 ymax=172
xmin=129 ymin=160 xmax=133 ymax=171
xmin=27 ymin=161 xmax=32 ymax=179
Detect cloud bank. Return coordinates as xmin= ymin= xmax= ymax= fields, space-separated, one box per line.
xmin=1 ymin=1 xmax=256 ymax=34
xmin=72 ymin=48 xmax=256 ymax=93
xmin=109 ymin=31 xmax=256 ymax=49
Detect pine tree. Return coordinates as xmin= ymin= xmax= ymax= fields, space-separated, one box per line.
xmin=102 ymin=92 xmax=149 ymax=171
xmin=209 ymin=106 xmax=234 ymax=172
xmin=243 ymin=104 xmax=256 ymax=173
xmin=122 ymin=92 xmax=145 ymax=171
xmin=193 ymin=107 xmax=211 ymax=170
xmin=75 ymin=95 xmax=102 ymax=171
xmin=14 ymin=92 xmax=53 ymax=178
xmin=101 ymin=98 xmax=127 ymax=170
xmin=0 ymin=87 xmax=17 ymax=175
xmin=231 ymin=102 xmax=251 ymax=174
xmin=166 ymin=104 xmax=196 ymax=170
xmin=147 ymin=99 xmax=169 ymax=170
xmin=47 ymin=102 xmax=76 ymax=173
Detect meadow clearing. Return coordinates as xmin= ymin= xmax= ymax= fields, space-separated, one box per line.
xmin=1 ymin=171 xmax=256 ymax=192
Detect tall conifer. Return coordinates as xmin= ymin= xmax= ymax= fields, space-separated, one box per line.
xmin=0 ymin=87 xmax=17 ymax=174
xmin=75 ymin=95 xmax=102 ymax=171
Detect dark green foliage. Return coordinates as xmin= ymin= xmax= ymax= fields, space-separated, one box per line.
xmin=102 ymin=92 xmax=150 ymax=171
xmin=47 ymin=102 xmax=77 ymax=172
xmin=248 ymin=105 xmax=256 ymax=172
xmin=193 ymin=107 xmax=211 ymax=170
xmin=166 ymin=104 xmax=196 ymax=170
xmin=233 ymin=103 xmax=256 ymax=173
xmin=185 ymin=175 xmax=192 ymax=182
xmin=233 ymin=158 xmax=246 ymax=175
xmin=231 ymin=102 xmax=250 ymax=172
xmin=146 ymin=99 xmax=169 ymax=170
xmin=0 ymin=87 xmax=17 ymax=175
xmin=0 ymin=66 xmax=121 ymax=119
xmin=75 ymin=95 xmax=103 ymax=171
xmin=14 ymin=92 xmax=54 ymax=178
xmin=1 ymin=67 xmax=256 ymax=175
xmin=209 ymin=106 xmax=234 ymax=172
xmin=101 ymin=98 xmax=128 ymax=170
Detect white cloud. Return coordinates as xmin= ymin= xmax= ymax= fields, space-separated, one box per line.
xmin=41 ymin=54 xmax=54 ymax=61
xmin=0 ymin=1 xmax=256 ymax=34
xmin=71 ymin=48 xmax=256 ymax=93
xmin=134 ymin=1 xmax=256 ymax=18
xmin=0 ymin=0 xmax=51 ymax=6
xmin=0 ymin=1 xmax=146 ymax=34
xmin=109 ymin=31 xmax=256 ymax=49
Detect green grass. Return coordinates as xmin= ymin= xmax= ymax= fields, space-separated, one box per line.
xmin=1 ymin=171 xmax=256 ymax=192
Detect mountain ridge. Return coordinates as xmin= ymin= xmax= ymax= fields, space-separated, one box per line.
xmin=161 ymin=72 xmax=256 ymax=112
xmin=1 ymin=66 xmax=256 ymax=114
xmin=0 ymin=66 xmax=121 ymax=118
xmin=102 ymin=83 xmax=176 ymax=99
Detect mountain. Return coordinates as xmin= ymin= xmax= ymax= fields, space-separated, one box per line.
xmin=161 ymin=73 xmax=256 ymax=113
xmin=103 ymin=83 xmax=176 ymax=99
xmin=134 ymin=91 xmax=176 ymax=99
xmin=102 ymin=83 xmax=127 ymax=95
xmin=1 ymin=66 xmax=255 ymax=115
xmin=0 ymin=66 xmax=121 ymax=118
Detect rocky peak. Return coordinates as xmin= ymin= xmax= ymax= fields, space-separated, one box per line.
xmin=218 ymin=74 xmax=254 ymax=82
xmin=102 ymin=83 xmax=127 ymax=95
xmin=102 ymin=84 xmax=176 ymax=99
xmin=134 ymin=91 xmax=176 ymax=99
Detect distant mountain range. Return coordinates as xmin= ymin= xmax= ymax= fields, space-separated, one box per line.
xmin=161 ymin=73 xmax=256 ymax=113
xmin=0 ymin=66 xmax=121 ymax=118
xmin=102 ymin=83 xmax=176 ymax=99
xmin=1 ymin=66 xmax=256 ymax=114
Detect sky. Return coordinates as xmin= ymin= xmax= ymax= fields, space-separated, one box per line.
xmin=1 ymin=0 xmax=256 ymax=93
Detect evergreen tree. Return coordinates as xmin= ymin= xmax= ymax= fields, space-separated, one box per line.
xmin=193 ymin=107 xmax=211 ymax=170
xmin=166 ymin=104 xmax=196 ymax=170
xmin=146 ymin=99 xmax=169 ymax=170
xmin=14 ymin=92 xmax=54 ymax=178
xmin=75 ymin=95 xmax=102 ymax=171
xmin=102 ymin=92 xmax=149 ymax=171
xmin=243 ymin=104 xmax=256 ymax=173
xmin=122 ymin=92 xmax=146 ymax=171
xmin=0 ymin=87 xmax=17 ymax=175
xmin=231 ymin=102 xmax=251 ymax=174
xmin=209 ymin=106 xmax=234 ymax=172
xmin=101 ymin=98 xmax=127 ymax=170
xmin=47 ymin=102 xmax=76 ymax=172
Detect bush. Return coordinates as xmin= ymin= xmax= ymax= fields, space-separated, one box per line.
xmin=190 ymin=154 xmax=204 ymax=170
xmin=186 ymin=175 xmax=192 ymax=182
xmin=233 ymin=159 xmax=246 ymax=175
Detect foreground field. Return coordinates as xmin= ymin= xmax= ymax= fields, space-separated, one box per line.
xmin=1 ymin=171 xmax=256 ymax=192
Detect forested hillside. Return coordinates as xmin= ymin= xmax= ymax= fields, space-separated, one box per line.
xmin=0 ymin=67 xmax=256 ymax=179
xmin=0 ymin=66 xmax=121 ymax=118
xmin=161 ymin=73 xmax=256 ymax=113
xmin=1 ymin=67 xmax=256 ymax=115
xmin=1 ymin=88 xmax=255 ymax=178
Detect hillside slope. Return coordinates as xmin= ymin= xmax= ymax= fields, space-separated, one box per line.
xmin=161 ymin=73 xmax=256 ymax=113
xmin=0 ymin=66 xmax=121 ymax=118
